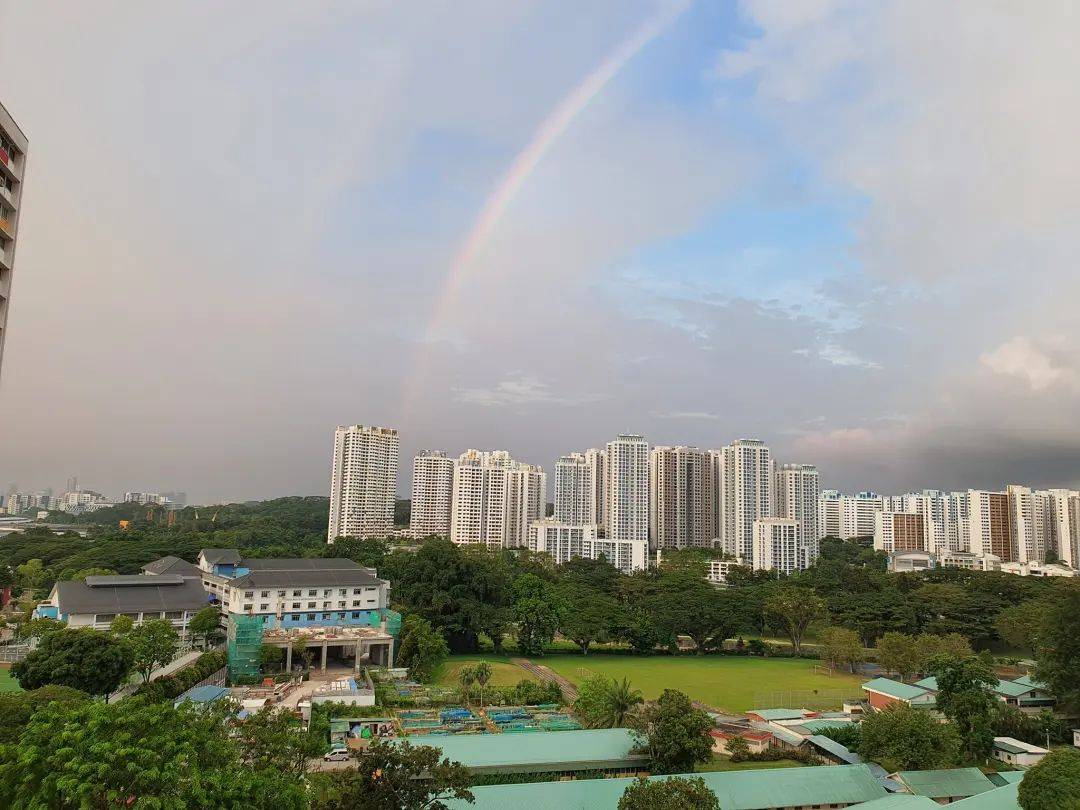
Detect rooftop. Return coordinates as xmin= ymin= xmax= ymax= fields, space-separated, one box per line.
xmin=228 ymin=568 xmax=383 ymax=589
xmin=444 ymin=764 xmax=887 ymax=809
xmin=993 ymin=736 xmax=1048 ymax=755
xmin=262 ymin=625 xmax=391 ymax=643
xmin=175 ymin=685 xmax=231 ymax=706
xmin=397 ymin=728 xmax=645 ymax=774
xmin=747 ymin=708 xmax=809 ymax=721
xmin=853 ymin=796 xmax=940 ymax=810
xmin=54 ymin=576 xmax=209 ymax=615
xmin=894 ymin=768 xmax=995 ymax=799
xmin=862 ymin=678 xmax=935 ymax=703
xmin=950 ymin=783 xmax=1021 ymax=809
xmin=142 ymin=556 xmax=202 ymax=577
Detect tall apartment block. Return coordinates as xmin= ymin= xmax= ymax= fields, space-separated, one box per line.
xmin=874 ymin=511 xmax=926 ymax=553
xmin=718 ymin=439 xmax=774 ymax=559
xmin=327 ymin=425 xmax=399 ymax=542
xmin=751 ymin=517 xmax=810 ymax=575
xmin=410 ymin=450 xmax=455 ymax=538
xmin=1044 ymin=489 xmax=1080 ymax=569
xmin=0 ymin=101 xmax=28 ymax=379
xmin=776 ymin=463 xmax=821 ymax=548
xmin=553 ymin=453 xmax=596 ymax=526
xmin=450 ymin=450 xmax=545 ymax=549
xmin=649 ymin=446 xmax=715 ymax=550
xmin=819 ymin=490 xmax=883 ymax=540
xmin=584 ymin=448 xmax=607 ymax=534
xmin=967 ymin=490 xmax=1013 ymax=561
xmin=605 ymin=434 xmax=650 ymax=547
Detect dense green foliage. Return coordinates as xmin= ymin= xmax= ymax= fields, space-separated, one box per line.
xmin=12 ymin=628 xmax=133 ymax=697
xmin=134 ymin=650 xmax=227 ymax=703
xmin=309 ymin=741 xmax=473 ymax=810
xmin=396 ymin=615 xmax=450 ymax=682
xmin=858 ymin=704 xmax=960 ymax=772
xmin=630 ymin=689 xmax=715 ymax=775
xmin=618 ymin=776 xmax=720 ymax=810
xmin=1033 ymin=588 xmax=1080 ymax=712
xmin=574 ymin=674 xmax=644 ymax=728
xmin=0 ymin=686 xmax=90 ymax=745
xmin=932 ymin=654 xmax=999 ymax=761
xmin=128 ymin=618 xmax=180 ymax=682
xmin=1018 ymin=749 xmax=1080 ymax=810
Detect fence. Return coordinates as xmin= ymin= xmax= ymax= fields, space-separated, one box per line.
xmin=0 ymin=644 xmax=29 ymax=663
xmin=751 ymin=688 xmax=865 ymax=711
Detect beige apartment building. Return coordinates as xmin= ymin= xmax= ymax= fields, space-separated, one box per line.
xmin=0 ymin=101 xmax=28 ymax=379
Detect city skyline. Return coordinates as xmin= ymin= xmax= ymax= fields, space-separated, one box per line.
xmin=3 ymin=3 xmax=1080 ymax=504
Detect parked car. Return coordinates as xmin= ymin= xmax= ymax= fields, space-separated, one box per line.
xmin=323 ymin=748 xmax=350 ymax=762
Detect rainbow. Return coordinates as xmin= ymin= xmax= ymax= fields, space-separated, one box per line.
xmin=403 ymin=1 xmax=691 ymax=414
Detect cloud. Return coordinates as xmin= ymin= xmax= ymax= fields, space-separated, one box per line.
xmin=654 ymin=411 xmax=723 ymax=421
xmin=980 ymin=336 xmax=1080 ymax=393
xmin=453 ymin=374 xmax=602 ymax=408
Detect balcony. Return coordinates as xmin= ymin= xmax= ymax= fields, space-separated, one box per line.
xmin=0 ymin=218 xmax=13 ymax=239
xmin=0 ymin=149 xmax=18 ymax=183
xmin=0 ymin=186 xmax=11 ymax=205
xmin=0 ymin=246 xmax=8 ymax=271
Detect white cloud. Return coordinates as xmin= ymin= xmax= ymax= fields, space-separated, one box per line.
xmin=453 ymin=374 xmax=602 ymax=408
xmin=980 ymin=336 xmax=1080 ymax=393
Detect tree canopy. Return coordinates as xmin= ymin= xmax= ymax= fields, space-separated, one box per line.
xmin=12 ymin=628 xmax=133 ymax=698
xmin=618 ymin=776 xmax=720 ymax=810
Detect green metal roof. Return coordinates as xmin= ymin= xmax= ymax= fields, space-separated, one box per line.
xmin=862 ymin=678 xmax=934 ymax=703
xmin=913 ymin=676 xmax=938 ymax=690
xmin=853 ymin=795 xmax=940 ymax=809
xmin=747 ymin=708 xmax=807 ymax=721
xmin=1011 ymin=674 xmax=1045 ymax=689
xmin=949 ymin=783 xmax=1021 ymax=809
xmin=799 ymin=718 xmax=856 ymax=732
xmin=895 ymin=768 xmax=995 ymax=799
xmin=445 ymin=764 xmax=887 ymax=810
xmin=994 ymin=679 xmax=1033 ymax=698
xmin=989 ymin=771 xmax=1025 ymax=785
xmin=394 ymin=728 xmax=645 ymax=773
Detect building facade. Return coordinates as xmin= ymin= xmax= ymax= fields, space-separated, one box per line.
xmin=327 ymin=425 xmax=399 ymax=542
xmin=605 ymin=435 xmax=649 ymax=546
xmin=967 ymin=490 xmax=1013 ymax=561
xmin=776 ymin=463 xmax=820 ymax=547
xmin=410 ymin=450 xmax=454 ymax=538
xmin=0 ymin=101 xmax=27 ymax=380
xmin=719 ymin=440 xmax=774 ymax=559
xmin=819 ymin=491 xmax=883 ymax=540
xmin=751 ymin=518 xmax=809 ymax=575
xmin=874 ymin=511 xmax=926 ymax=553
xmin=553 ymin=453 xmax=595 ymax=526
xmin=527 ymin=519 xmax=646 ymax=573
xmin=1044 ymin=489 xmax=1080 ymax=568
xmin=649 ymin=445 xmax=715 ymax=550
xmin=450 ymin=450 xmax=545 ymax=549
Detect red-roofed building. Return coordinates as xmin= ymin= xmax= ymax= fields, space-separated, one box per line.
xmin=709 ymin=727 xmax=773 ymax=755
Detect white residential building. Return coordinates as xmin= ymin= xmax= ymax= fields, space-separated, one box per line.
xmin=410 ymin=450 xmax=455 ymax=538
xmin=584 ymin=448 xmax=608 ymax=533
xmin=818 ymin=490 xmax=882 ymax=540
xmin=606 ymin=434 xmax=649 ymax=547
xmin=528 ymin=519 xmax=646 ymax=573
xmin=874 ymin=511 xmax=926 ymax=553
xmin=719 ymin=440 xmax=774 ymax=559
xmin=1043 ymin=489 xmax=1080 ymax=568
xmin=1007 ymin=484 xmax=1042 ymax=563
xmin=450 ymin=450 xmax=545 ymax=549
xmin=649 ymin=446 xmax=716 ymax=550
xmin=0 ymin=100 xmax=28 ymax=379
xmin=752 ymin=518 xmax=810 ymax=575
xmin=776 ymin=464 xmax=820 ymax=547
xmin=327 ymin=425 xmax=400 ymax=542
xmin=554 ymin=453 xmax=595 ymax=526
xmin=967 ymin=490 xmax=1013 ymax=560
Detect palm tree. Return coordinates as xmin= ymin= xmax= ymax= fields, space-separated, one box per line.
xmin=473 ymin=661 xmax=492 ymax=708
xmin=458 ymin=665 xmax=476 ymax=705
xmin=605 ymin=677 xmax=644 ymax=727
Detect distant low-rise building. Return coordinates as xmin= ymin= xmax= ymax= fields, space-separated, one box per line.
xmin=888 ymin=550 xmax=936 ymax=573
xmin=528 ymin=519 xmax=646 ymax=573
xmin=993 ymin=737 xmax=1048 ymax=768
xmin=861 ymin=678 xmax=937 ymax=711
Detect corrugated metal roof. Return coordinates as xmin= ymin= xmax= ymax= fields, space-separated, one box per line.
xmin=86 ymin=574 xmax=185 ymax=587
xmin=862 ymin=678 xmax=934 ymax=702
xmin=894 ymin=768 xmax=994 ymax=799
xmin=806 ymin=735 xmax=862 ymax=764
xmin=228 ymin=568 xmax=383 ymax=588
xmin=445 ymin=764 xmax=887 ymax=809
xmin=55 ymin=577 xmax=209 ymax=614
xmin=949 ymin=783 xmax=1021 ymax=809
xmin=395 ymin=728 xmax=643 ymax=773
xmin=200 ymin=549 xmax=241 ymax=564
xmin=747 ymin=708 xmax=807 ymax=721
xmin=142 ymin=556 xmax=202 ymax=576
xmin=854 ymin=795 xmax=941 ymax=809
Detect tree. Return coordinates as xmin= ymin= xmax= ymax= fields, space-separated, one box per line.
xmin=0 ymin=700 xmax=308 ymax=809
xmin=128 ymin=618 xmax=180 ymax=682
xmin=933 ymin=654 xmax=999 ymax=761
xmin=996 ymin=600 xmax=1045 ymax=656
xmin=473 ymin=661 xmax=492 ymax=708
xmin=574 ymin=675 xmax=644 ymax=729
xmin=109 ymin=614 xmax=135 ymax=636
xmin=512 ymin=573 xmax=561 ymax=656
xmin=458 ymin=664 xmax=476 ymax=704
xmin=763 ymin=586 xmax=825 ymax=654
xmin=858 ymin=704 xmax=960 ymax=772
xmin=876 ymin=632 xmax=921 ymax=680
xmin=1018 ymin=749 xmax=1080 ymax=810
xmin=310 ymin=740 xmax=473 ymax=810
xmin=188 ymin=606 xmax=223 ymax=648
xmin=653 ymin=573 xmax=748 ymax=653
xmin=618 ymin=776 xmax=720 ymax=810
xmin=15 ymin=558 xmax=47 ymax=597
xmin=260 ymin=643 xmax=284 ymax=673
xmin=630 ymin=689 xmax=714 ymax=775
xmin=557 ymin=585 xmax=620 ymax=655
xmin=1033 ymin=589 xmax=1080 ymax=712
xmin=396 ymin=614 xmax=450 ymax=682
xmin=915 ymin=632 xmax=972 ymax=672
xmin=820 ymin=626 xmax=863 ymax=673
xmin=726 ymin=735 xmax=750 ymax=761
xmin=12 ymin=628 xmax=133 ymax=698
xmin=815 ymin=723 xmax=861 ymax=750
xmin=0 ymin=686 xmax=89 ymax=745
xmin=237 ymin=707 xmax=324 ymax=780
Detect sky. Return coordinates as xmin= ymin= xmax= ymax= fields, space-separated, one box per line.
xmin=2 ymin=0 xmax=1080 ymax=504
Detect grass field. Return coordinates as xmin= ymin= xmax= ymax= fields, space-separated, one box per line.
xmin=434 ymin=655 xmax=539 ymax=689
xmin=539 ymin=655 xmax=864 ymax=713
xmin=0 ymin=666 xmax=21 ymax=693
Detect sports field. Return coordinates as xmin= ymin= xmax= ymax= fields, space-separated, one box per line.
xmin=0 ymin=666 xmax=21 ymax=693
xmin=435 ymin=656 xmax=539 ymax=688
xmin=539 ymin=655 xmax=864 ymax=713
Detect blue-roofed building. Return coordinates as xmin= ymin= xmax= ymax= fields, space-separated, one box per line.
xmin=173 ymin=684 xmax=231 ymax=710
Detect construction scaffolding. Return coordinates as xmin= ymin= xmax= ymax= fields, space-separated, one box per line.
xmin=227 ymin=614 xmax=263 ymax=681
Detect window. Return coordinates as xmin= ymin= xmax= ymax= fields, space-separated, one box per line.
xmin=292 ymin=590 xmax=301 ymax=597
xmin=308 ymin=590 xmax=317 ymax=596
xmin=307 ymin=602 xmax=316 ymax=608
xmin=244 ymin=591 xmax=253 ymax=598
xmin=338 ymin=601 xmax=345 ymax=608
xmin=292 ymin=602 xmax=300 ymax=609
xmin=277 ymin=590 xmax=286 ymax=597
xmin=260 ymin=591 xmax=269 ymax=597
xmin=323 ymin=589 xmax=331 ymax=596
xmin=243 ymin=604 xmax=253 ymax=612
xmin=338 ymin=588 xmax=347 ymax=596
xmin=352 ymin=600 xmax=360 ymax=607
xmin=259 ymin=604 xmax=269 ymax=611
xmin=353 ymin=588 xmax=362 ymax=595
xmin=306 ymin=613 xmax=315 ymax=621
xmin=351 ymin=612 xmax=360 ymax=619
